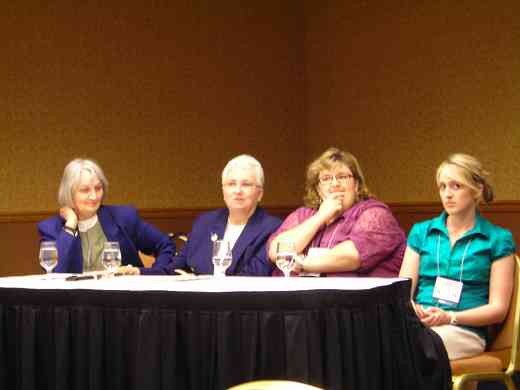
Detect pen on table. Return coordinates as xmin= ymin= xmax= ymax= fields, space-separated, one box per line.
xmin=65 ymin=271 xmax=132 ymax=281
xmin=65 ymin=275 xmax=96 ymax=281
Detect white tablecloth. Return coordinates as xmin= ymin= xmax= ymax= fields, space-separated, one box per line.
xmin=0 ymin=273 xmax=406 ymax=292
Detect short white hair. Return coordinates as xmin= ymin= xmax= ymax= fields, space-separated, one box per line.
xmin=58 ymin=158 xmax=109 ymax=207
xmin=221 ymin=154 xmax=264 ymax=186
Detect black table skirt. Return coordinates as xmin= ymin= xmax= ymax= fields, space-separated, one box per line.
xmin=0 ymin=279 xmax=450 ymax=390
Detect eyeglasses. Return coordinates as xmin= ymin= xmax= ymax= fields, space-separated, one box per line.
xmin=223 ymin=181 xmax=259 ymax=190
xmin=318 ymin=174 xmax=355 ymax=185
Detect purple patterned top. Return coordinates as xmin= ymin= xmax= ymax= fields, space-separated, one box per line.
xmin=269 ymin=199 xmax=406 ymax=277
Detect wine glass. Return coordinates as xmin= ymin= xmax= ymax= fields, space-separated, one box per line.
xmin=212 ymin=240 xmax=232 ymax=277
xmin=39 ymin=241 xmax=58 ymax=279
xmin=101 ymin=241 xmax=122 ymax=277
xmin=275 ymin=240 xmax=296 ymax=278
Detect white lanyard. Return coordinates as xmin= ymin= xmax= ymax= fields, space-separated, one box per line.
xmin=311 ymin=218 xmax=342 ymax=249
xmin=326 ymin=222 xmax=341 ymax=249
xmin=436 ymin=233 xmax=472 ymax=282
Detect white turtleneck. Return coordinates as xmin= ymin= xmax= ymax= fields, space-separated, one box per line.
xmin=78 ymin=214 xmax=99 ymax=232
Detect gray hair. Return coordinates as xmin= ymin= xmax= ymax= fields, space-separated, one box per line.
xmin=58 ymin=158 xmax=109 ymax=207
xmin=221 ymin=154 xmax=264 ymax=186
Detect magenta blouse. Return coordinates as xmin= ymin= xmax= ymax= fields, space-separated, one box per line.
xmin=269 ymin=199 xmax=406 ymax=277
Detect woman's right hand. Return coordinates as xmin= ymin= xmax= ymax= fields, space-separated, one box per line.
xmin=411 ymin=301 xmax=428 ymax=319
xmin=317 ymin=193 xmax=345 ymax=222
xmin=60 ymin=207 xmax=78 ymax=229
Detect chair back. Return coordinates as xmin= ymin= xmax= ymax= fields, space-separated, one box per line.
xmin=488 ymin=254 xmax=520 ymax=372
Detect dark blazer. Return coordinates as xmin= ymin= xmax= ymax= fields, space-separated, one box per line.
xmin=170 ymin=207 xmax=281 ymax=276
xmin=37 ymin=205 xmax=175 ymax=275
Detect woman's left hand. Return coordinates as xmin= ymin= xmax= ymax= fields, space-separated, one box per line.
xmin=116 ymin=265 xmax=141 ymax=275
xmin=420 ymin=307 xmax=450 ymax=327
xmin=292 ymin=254 xmax=305 ymax=273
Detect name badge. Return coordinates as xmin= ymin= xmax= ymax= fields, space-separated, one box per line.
xmin=432 ymin=276 xmax=463 ymax=307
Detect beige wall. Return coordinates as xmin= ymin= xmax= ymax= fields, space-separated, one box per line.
xmin=305 ymin=0 xmax=520 ymax=202
xmin=1 ymin=1 xmax=306 ymax=212
xmin=2 ymin=1 xmax=520 ymax=214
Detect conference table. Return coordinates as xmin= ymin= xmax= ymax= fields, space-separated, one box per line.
xmin=0 ymin=274 xmax=451 ymax=390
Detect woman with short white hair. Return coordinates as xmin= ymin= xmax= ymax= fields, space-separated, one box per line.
xmin=38 ymin=158 xmax=175 ymax=275
xmin=169 ymin=154 xmax=281 ymax=275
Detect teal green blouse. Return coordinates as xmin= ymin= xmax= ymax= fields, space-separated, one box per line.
xmin=407 ymin=211 xmax=515 ymax=337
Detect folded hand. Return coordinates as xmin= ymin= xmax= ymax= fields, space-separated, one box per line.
xmin=116 ymin=265 xmax=140 ymax=275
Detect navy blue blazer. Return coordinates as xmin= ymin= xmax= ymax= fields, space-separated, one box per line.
xmin=37 ymin=205 xmax=175 ymax=275
xmin=170 ymin=207 xmax=281 ymax=276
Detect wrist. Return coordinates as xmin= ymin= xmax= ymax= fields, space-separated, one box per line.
xmin=314 ymin=209 xmax=331 ymax=225
xmin=63 ymin=225 xmax=78 ymax=237
xmin=65 ymin=219 xmax=77 ymax=229
xmin=449 ymin=311 xmax=458 ymax=325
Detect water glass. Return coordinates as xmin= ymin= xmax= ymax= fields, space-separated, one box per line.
xmin=275 ymin=240 xmax=296 ymax=277
xmin=212 ymin=240 xmax=232 ymax=277
xmin=101 ymin=241 xmax=122 ymax=277
xmin=39 ymin=241 xmax=58 ymax=279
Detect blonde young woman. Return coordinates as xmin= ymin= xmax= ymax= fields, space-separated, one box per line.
xmin=400 ymin=153 xmax=516 ymax=361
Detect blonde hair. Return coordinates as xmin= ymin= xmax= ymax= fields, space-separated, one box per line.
xmin=58 ymin=158 xmax=109 ymax=207
xmin=436 ymin=153 xmax=494 ymax=204
xmin=303 ymin=147 xmax=373 ymax=209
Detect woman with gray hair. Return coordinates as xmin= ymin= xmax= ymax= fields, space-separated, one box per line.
xmin=38 ymin=158 xmax=175 ymax=275
xmin=169 ymin=154 xmax=281 ymax=275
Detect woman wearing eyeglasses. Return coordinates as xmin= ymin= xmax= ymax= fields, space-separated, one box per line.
xmin=169 ymin=154 xmax=282 ymax=276
xmin=268 ymin=147 xmax=406 ymax=277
